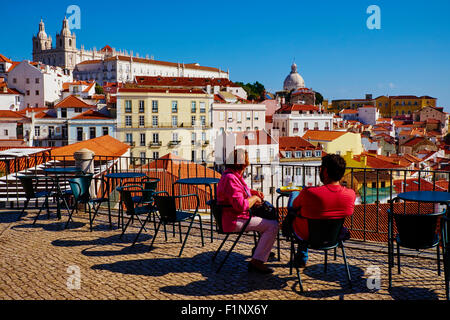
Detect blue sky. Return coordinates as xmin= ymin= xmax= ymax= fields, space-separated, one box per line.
xmin=2 ymin=0 xmax=450 ymax=111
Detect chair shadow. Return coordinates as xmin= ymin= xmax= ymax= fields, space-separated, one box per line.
xmin=51 ymin=233 xmax=152 ymax=248
xmin=290 ymin=262 xmax=367 ymax=298
xmin=389 ymin=286 xmax=440 ymax=300
xmin=91 ymin=251 xmax=289 ymax=296
xmin=0 ymin=211 xmax=21 ymax=223
xmin=12 ymin=220 xmax=86 ymax=232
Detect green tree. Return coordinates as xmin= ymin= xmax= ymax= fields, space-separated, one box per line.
xmin=315 ymin=91 xmax=324 ymax=105
xmin=235 ymin=81 xmax=266 ymax=101
xmin=95 ymin=83 xmax=104 ymax=95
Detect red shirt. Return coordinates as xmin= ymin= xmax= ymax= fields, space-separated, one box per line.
xmin=292 ymin=184 xmax=356 ymax=240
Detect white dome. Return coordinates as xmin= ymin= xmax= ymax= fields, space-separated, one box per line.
xmin=283 ymin=63 xmax=305 ymax=91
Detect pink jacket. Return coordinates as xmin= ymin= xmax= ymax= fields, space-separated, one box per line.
xmin=217 ymin=169 xmax=258 ymax=232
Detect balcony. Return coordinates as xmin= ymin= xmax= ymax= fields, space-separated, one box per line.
xmin=149 ymin=141 xmax=162 ymax=148
xmin=168 ymin=140 xmax=181 ymax=147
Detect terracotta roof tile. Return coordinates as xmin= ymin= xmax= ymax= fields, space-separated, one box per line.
xmin=302 ymin=130 xmax=348 ymax=142
xmin=55 ymin=95 xmax=95 ymax=109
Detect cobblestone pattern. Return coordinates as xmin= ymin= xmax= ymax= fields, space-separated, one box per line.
xmin=0 ymin=209 xmax=447 ymax=300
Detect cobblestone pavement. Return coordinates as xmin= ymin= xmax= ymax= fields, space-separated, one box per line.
xmin=0 ymin=208 xmax=447 ymax=300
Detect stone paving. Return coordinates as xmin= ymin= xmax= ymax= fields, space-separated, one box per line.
xmin=0 ymin=207 xmax=448 ymax=301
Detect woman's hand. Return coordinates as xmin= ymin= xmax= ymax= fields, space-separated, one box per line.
xmin=248 ymin=195 xmax=263 ymax=208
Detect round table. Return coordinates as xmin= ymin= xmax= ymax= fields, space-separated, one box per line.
xmin=173 ymin=177 xmax=220 ymax=242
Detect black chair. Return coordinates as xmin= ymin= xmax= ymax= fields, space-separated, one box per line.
xmin=88 ymin=176 xmax=113 ymax=231
xmin=117 ymin=185 xmax=154 ymax=239
xmin=286 ymin=192 xmax=352 ymax=292
xmin=18 ymin=176 xmax=54 ymax=224
xmin=151 ymin=192 xmax=204 ymax=257
xmin=209 ymin=199 xmax=255 ymax=273
xmin=388 ymin=208 xmax=446 ymax=291
xmin=66 ymin=174 xmax=94 ymax=229
xmin=443 ymin=215 xmax=449 ymax=300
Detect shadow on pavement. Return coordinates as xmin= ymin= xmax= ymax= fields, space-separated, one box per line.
xmin=91 ymin=251 xmax=290 ymax=296
xmin=389 ymin=285 xmax=439 ymax=300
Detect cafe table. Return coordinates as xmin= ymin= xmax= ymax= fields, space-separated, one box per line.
xmin=173 ymin=177 xmax=220 ymax=242
xmin=389 ymin=190 xmax=450 ymax=299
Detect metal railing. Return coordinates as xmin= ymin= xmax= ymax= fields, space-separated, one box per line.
xmin=0 ymin=152 xmax=449 ymax=243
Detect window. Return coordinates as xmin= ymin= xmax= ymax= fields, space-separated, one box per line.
xmin=102 ymin=127 xmax=109 ymax=136
xmin=140 ymin=133 xmax=146 ymax=146
xmin=219 ymin=112 xmax=224 ymax=121
xmin=61 ymin=109 xmax=67 ymax=118
xmin=201 ymin=150 xmax=206 ymax=161
xmin=140 ymin=152 xmax=146 ymax=163
xmin=152 ymin=152 xmax=159 ymax=159
xmin=285 ymin=151 xmax=292 ymax=158
xmin=371 ymin=182 xmax=377 ymax=189
xmin=191 ymin=132 xmax=196 ymax=144
xmin=152 ymin=100 xmax=158 ymax=113
xmin=227 ymin=112 xmax=233 ymax=122
xmin=74 ymin=108 xmax=82 ymax=113
xmin=172 ymin=116 xmax=178 ymax=127
xmin=13 ymin=78 xmax=17 ymax=84
xmin=172 ymin=132 xmax=179 ymax=142
xmin=191 ymin=101 xmax=196 ymax=113
xmin=305 ymin=167 xmax=312 ymax=176
xmin=304 ymin=123 xmax=309 ymax=130
xmin=77 ymin=127 xmax=83 ymax=141
xmin=125 ymin=133 xmax=133 ymax=144
xmin=125 ymin=100 xmax=132 ymax=113
xmin=246 ymin=112 xmax=251 ymax=120
xmin=152 ymin=116 xmax=158 ymax=126
xmin=191 ymin=116 xmax=196 ymax=126
xmin=139 ymin=100 xmax=145 ymax=113
xmin=305 ymin=151 xmax=312 ymax=157
xmin=314 ymin=150 xmax=322 ymax=157
xmin=201 ymin=132 xmax=206 ymax=141
xmin=26 ymin=78 xmax=30 ymax=84
xmin=295 ymin=151 xmax=302 ymax=158
xmin=381 ymin=181 xmax=386 ymax=188
xmin=125 ymin=115 xmax=132 ymax=126
xmin=152 ymin=133 xmax=159 ymax=143
xmin=199 ymin=102 xmax=206 ymax=113
xmin=4 ymin=129 xmax=8 ymax=136
xmin=35 ymin=90 xmax=40 ymax=96
xmin=191 ymin=150 xmax=196 ymax=162
xmin=139 ymin=115 xmax=145 ymax=126
xmin=35 ymin=126 xmax=40 ymax=137
xmin=200 ymin=116 xmax=206 ymax=126
xmin=237 ymin=112 xmax=242 ymax=123
xmin=35 ymin=78 xmax=40 ymax=84
xmin=172 ymin=101 xmax=178 ymax=113
xmin=26 ymin=90 xmax=30 ymax=96
xmin=285 ymin=167 xmax=291 ymax=176
xmin=89 ymin=127 xmax=96 ymax=139
xmin=255 ymin=112 xmax=259 ymax=121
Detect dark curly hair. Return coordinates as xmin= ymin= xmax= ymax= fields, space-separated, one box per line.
xmin=321 ymin=154 xmax=347 ymax=182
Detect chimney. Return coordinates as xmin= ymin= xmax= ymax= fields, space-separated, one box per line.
xmin=361 ymin=155 xmax=367 ymax=166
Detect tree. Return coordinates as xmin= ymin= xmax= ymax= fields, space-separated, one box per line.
xmin=315 ymin=91 xmax=324 ymax=105
xmin=235 ymin=81 xmax=266 ymax=101
xmin=95 ymin=83 xmax=104 ymax=95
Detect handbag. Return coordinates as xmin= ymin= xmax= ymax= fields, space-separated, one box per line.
xmin=251 ymin=201 xmax=278 ymax=221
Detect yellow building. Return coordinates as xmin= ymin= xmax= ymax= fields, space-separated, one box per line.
xmin=376 ymin=95 xmax=437 ymax=118
xmin=302 ymin=130 xmax=363 ymax=156
xmin=116 ymin=87 xmax=214 ymax=162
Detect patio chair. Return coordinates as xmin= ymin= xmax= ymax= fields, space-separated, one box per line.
xmin=287 ymin=192 xmax=352 ymax=293
xmin=18 ymin=176 xmax=53 ymax=224
xmin=443 ymin=216 xmax=449 ymax=300
xmin=151 ymin=192 xmax=204 ymax=257
xmin=88 ymin=176 xmax=113 ymax=231
xmin=388 ymin=208 xmax=445 ymax=291
xmin=117 ymin=185 xmax=155 ymax=240
xmin=209 ymin=199 xmax=255 ymax=273
xmin=65 ymin=174 xmax=94 ymax=229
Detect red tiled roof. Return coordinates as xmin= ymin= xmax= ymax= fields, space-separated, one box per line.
xmin=71 ymin=109 xmax=113 ymax=120
xmin=402 ymin=136 xmax=427 ymax=147
xmin=0 ymin=110 xmax=27 ymax=119
xmin=0 ymin=53 xmax=12 ymax=63
xmin=302 ymin=130 xmax=348 ymax=142
xmin=51 ymin=135 xmax=129 ymax=159
xmin=134 ymin=76 xmax=236 ymax=88
xmin=278 ymin=136 xmax=316 ymax=151
xmin=54 ymin=95 xmax=95 ymax=109
xmin=0 ymin=82 xmax=22 ymax=95
xmin=119 ymin=87 xmax=206 ymax=94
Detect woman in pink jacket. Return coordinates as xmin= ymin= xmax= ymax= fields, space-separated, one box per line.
xmin=217 ymin=149 xmax=279 ymax=274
